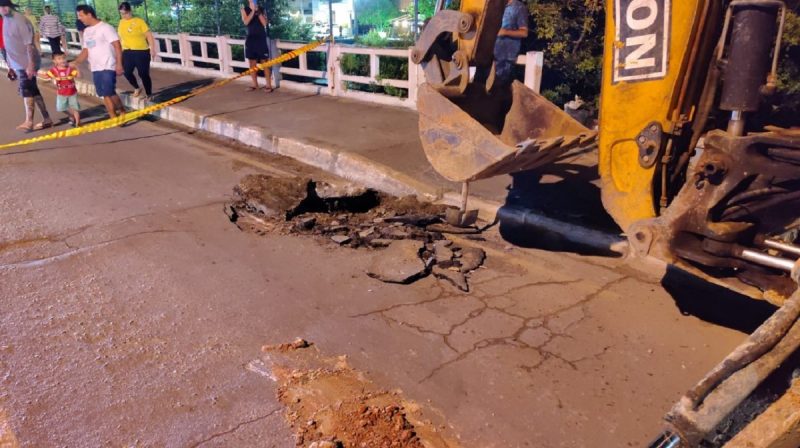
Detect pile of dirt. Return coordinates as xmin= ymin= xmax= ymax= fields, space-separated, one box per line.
xmin=226 ymin=175 xmax=487 ymax=291
xmin=257 ymin=341 xmax=457 ymax=448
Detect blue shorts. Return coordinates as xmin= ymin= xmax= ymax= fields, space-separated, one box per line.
xmin=92 ymin=70 xmax=117 ymax=97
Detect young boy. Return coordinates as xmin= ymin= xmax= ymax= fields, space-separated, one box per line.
xmin=43 ymin=52 xmax=80 ymax=127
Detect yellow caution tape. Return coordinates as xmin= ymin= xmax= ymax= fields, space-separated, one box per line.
xmin=0 ymin=38 xmax=328 ymax=150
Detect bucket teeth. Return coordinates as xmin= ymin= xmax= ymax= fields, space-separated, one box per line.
xmin=418 ymin=81 xmax=597 ymax=183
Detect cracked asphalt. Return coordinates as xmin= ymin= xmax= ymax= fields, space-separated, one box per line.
xmin=0 ymin=84 xmax=771 ymax=447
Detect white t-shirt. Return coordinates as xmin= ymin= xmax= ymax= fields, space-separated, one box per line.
xmin=83 ymin=21 xmax=120 ymax=72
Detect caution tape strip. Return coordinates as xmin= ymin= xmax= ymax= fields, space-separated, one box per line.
xmin=0 ymin=38 xmax=328 ymax=151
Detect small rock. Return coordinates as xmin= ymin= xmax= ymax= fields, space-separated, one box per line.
xmin=308 ymin=442 xmax=337 ymax=448
xmin=373 ymin=217 xmax=384 ymax=224
xmin=459 ymin=247 xmax=486 ymax=273
xmin=295 ymin=216 xmax=316 ymax=230
xmin=326 ymin=225 xmax=348 ymax=233
xmin=369 ymin=239 xmax=394 ymax=248
xmin=331 ymin=235 xmax=351 ymax=245
xmin=358 ymin=227 xmax=375 ymax=238
xmin=432 ymin=266 xmax=469 ymax=291
xmin=367 ymin=240 xmax=426 ymax=284
xmin=330 ymin=220 xmax=341 ymax=226
xmin=290 ymin=338 xmax=311 ymax=349
xmin=383 ymin=227 xmax=411 ymax=240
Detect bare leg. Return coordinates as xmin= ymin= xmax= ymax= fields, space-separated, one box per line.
xmin=110 ymin=95 xmax=124 ymax=115
xmin=33 ymin=95 xmax=52 ymax=123
xmin=103 ymin=97 xmax=117 ymax=118
xmin=264 ymin=62 xmax=273 ymax=91
xmin=16 ymin=97 xmax=35 ymax=129
xmin=249 ymin=60 xmax=259 ymax=89
xmin=71 ymin=109 xmax=81 ymax=126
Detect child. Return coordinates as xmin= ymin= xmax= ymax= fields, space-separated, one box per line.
xmin=43 ymin=52 xmax=81 ymax=127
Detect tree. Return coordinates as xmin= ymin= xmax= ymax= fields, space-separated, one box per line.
xmin=527 ymin=0 xmax=604 ymax=107
xmin=773 ymin=8 xmax=800 ymax=126
xmin=354 ymin=0 xmax=399 ymax=29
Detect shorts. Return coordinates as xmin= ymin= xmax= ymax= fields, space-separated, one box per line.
xmin=17 ymin=69 xmax=41 ymax=98
xmin=56 ymin=94 xmax=80 ymax=112
xmin=92 ymin=70 xmax=117 ymax=97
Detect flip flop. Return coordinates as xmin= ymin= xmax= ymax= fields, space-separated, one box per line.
xmin=264 ymin=87 xmax=274 ymax=93
xmin=246 ymin=86 xmax=258 ymax=92
xmin=15 ymin=123 xmax=33 ymax=133
xmin=32 ymin=121 xmax=53 ymax=131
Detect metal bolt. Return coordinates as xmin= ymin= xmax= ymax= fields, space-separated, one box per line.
xmin=638 ymin=136 xmax=647 ymax=143
xmin=650 ymin=124 xmax=658 ymax=132
xmin=642 ymin=155 xmax=650 ymax=163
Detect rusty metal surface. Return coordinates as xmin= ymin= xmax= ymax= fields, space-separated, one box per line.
xmin=665 ymin=289 xmax=800 ymax=446
xmin=417 ymin=81 xmax=596 ymax=182
xmin=724 ymin=378 xmax=800 ymax=448
xmin=628 ymin=130 xmax=800 ymax=301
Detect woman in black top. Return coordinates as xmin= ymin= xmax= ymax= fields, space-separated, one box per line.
xmin=241 ymin=0 xmax=273 ymax=92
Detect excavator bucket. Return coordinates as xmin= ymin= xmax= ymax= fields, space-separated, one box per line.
xmin=417 ymin=80 xmax=598 ymax=183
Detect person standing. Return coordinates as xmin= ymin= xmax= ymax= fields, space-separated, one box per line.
xmin=117 ymin=2 xmax=155 ymax=99
xmin=39 ymin=5 xmax=66 ymax=54
xmin=71 ymin=4 xmax=124 ymax=118
xmin=22 ymin=6 xmax=39 ymax=51
xmin=241 ymin=0 xmax=272 ymax=93
xmin=1 ymin=0 xmax=52 ymax=131
xmin=492 ymin=0 xmax=528 ymax=88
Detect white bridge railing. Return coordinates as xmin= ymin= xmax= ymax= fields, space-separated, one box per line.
xmin=59 ymin=30 xmax=544 ymax=110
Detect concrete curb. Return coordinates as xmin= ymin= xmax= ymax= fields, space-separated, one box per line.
xmin=2 ymin=62 xmax=628 ymax=255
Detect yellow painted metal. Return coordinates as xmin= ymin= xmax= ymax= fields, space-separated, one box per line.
xmin=457 ymin=0 xmax=505 ymax=66
xmin=598 ymin=0 xmax=708 ymax=232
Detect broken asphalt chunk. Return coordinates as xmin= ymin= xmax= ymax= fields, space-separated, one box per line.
xmin=366 ymin=240 xmax=426 ymax=284
xmin=459 ymin=247 xmax=486 ymax=273
xmin=432 ymin=266 xmax=469 ymax=291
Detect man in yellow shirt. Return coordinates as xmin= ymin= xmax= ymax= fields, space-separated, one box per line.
xmin=117 ymin=2 xmax=156 ymax=99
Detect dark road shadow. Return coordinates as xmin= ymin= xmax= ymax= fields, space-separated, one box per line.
xmin=497 ymin=149 xmax=623 ymax=257
xmin=661 ymin=266 xmax=777 ymax=334
xmin=150 ymin=78 xmax=216 ymax=103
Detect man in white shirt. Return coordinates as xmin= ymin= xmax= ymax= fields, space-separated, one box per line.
xmin=70 ymin=4 xmax=124 ymax=117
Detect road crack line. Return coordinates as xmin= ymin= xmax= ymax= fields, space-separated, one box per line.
xmin=189 ymin=407 xmax=281 ymax=448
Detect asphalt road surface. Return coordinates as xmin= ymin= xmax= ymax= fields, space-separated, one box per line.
xmin=0 ymin=79 xmax=772 ymax=447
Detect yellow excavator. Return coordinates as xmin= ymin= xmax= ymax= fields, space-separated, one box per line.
xmin=411 ymin=0 xmax=800 ymax=446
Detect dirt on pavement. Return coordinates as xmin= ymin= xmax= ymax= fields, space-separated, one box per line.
xmin=253 ymin=340 xmax=458 ymax=448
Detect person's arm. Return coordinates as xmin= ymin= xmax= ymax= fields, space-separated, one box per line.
xmin=258 ymin=11 xmax=267 ymax=27
xmin=71 ymin=48 xmax=89 ymax=66
xmin=241 ymin=7 xmax=256 ymax=25
xmin=498 ymin=27 xmax=527 ymax=38
xmin=24 ymin=42 xmax=36 ymax=77
xmin=499 ymin=5 xmax=528 ymax=38
xmin=113 ymin=39 xmax=123 ymax=75
xmin=22 ymin=21 xmax=37 ymax=77
xmin=146 ymin=31 xmax=156 ymax=59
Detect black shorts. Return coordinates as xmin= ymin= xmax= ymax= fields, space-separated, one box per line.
xmin=17 ymin=70 xmax=41 ymax=98
xmin=245 ymin=35 xmax=269 ymax=61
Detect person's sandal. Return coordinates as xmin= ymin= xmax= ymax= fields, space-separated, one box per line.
xmin=32 ymin=121 xmax=53 ymax=131
xmin=246 ymin=86 xmax=258 ymax=92
xmin=15 ymin=123 xmax=33 ymax=133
